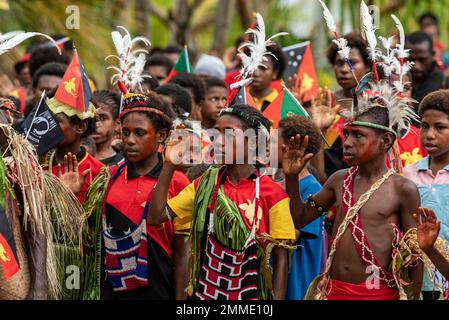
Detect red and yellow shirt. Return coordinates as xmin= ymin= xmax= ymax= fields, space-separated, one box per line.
xmin=168 ymin=169 xmax=296 ymax=241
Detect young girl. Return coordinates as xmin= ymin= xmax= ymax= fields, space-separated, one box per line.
xmin=102 ymin=92 xmax=190 ymax=300
xmin=149 ymin=104 xmax=296 ymax=300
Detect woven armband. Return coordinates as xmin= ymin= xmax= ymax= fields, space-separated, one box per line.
xmin=307 ymin=196 xmax=328 ymax=216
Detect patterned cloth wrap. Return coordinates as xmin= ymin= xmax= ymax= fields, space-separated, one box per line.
xmin=193 ymin=169 xmax=260 ymax=300
xmin=103 ymin=162 xmax=152 ymax=292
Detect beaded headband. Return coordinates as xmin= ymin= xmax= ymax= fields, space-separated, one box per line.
xmin=220 ymin=107 xmax=269 ymax=133
xmin=119 ymin=93 xmax=165 ymax=119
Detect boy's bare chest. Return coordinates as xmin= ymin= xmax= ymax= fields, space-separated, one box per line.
xmin=334 ymin=179 xmax=401 ymax=226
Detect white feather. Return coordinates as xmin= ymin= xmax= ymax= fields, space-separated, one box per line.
xmin=319 ymin=0 xmax=337 ymax=34
xmin=235 ymin=13 xmax=287 ymax=88
xmin=391 ymin=14 xmax=409 ymax=60
xmin=107 ymin=26 xmax=151 ymax=92
xmin=0 ymin=31 xmax=61 ymax=55
xmin=360 ymin=1 xmax=378 ymax=62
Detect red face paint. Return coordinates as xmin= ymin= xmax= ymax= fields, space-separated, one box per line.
xmin=343 ymin=126 xmax=378 ymax=165
xmin=122 ymin=112 xmax=160 ymax=164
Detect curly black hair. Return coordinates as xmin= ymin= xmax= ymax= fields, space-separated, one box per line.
xmin=418 ymin=89 xmax=449 ymax=118
xmin=155 ymin=83 xmax=192 ymax=115
xmin=169 ymin=72 xmax=206 ymax=105
xmin=121 ymin=92 xmax=175 ymax=132
xmin=145 ymin=53 xmax=174 ymax=75
xmin=278 ymin=115 xmax=321 ymax=155
xmin=326 ymin=32 xmax=370 ymax=67
xmin=28 ymin=47 xmax=70 ymax=77
xmin=202 ymin=75 xmax=227 ymax=91
xmin=32 ymin=62 xmax=67 ymax=89
xmin=92 ymin=90 xmax=121 ymax=120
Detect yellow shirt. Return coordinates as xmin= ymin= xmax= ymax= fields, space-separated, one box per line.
xmin=252 ymin=89 xmax=279 ymax=111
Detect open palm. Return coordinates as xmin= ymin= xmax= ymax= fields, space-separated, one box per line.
xmin=282 ymin=134 xmax=314 ymax=177
xmin=57 ymin=153 xmax=90 ymax=195
xmin=310 ymin=87 xmax=339 ymax=132
xmin=413 ymin=207 xmax=441 ymax=251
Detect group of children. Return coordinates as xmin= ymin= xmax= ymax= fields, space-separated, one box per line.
xmin=1 ymin=7 xmax=449 ymax=301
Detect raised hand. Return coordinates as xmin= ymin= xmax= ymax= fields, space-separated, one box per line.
xmin=164 ymin=124 xmax=195 ymax=168
xmin=282 ymin=134 xmax=314 ymax=177
xmin=413 ymin=207 xmax=441 ymax=251
xmin=286 ymin=75 xmax=306 ymax=104
xmin=57 ymin=153 xmax=90 ymax=195
xmin=310 ymin=87 xmax=340 ymax=132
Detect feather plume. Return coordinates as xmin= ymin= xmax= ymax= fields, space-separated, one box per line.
xmin=391 ymin=15 xmax=409 ymax=60
xmin=360 ymin=1 xmax=378 ymax=62
xmin=319 ymin=2 xmax=352 ymax=65
xmin=355 ymin=81 xmax=419 ymax=133
xmin=106 ymin=26 xmax=151 ymax=93
xmin=319 ymin=0 xmax=337 ymax=34
xmin=234 ymin=13 xmax=287 ymax=89
xmin=0 ymin=31 xmax=61 ymax=55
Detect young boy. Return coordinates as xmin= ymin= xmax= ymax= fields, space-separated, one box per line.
xmin=283 ymin=100 xmax=423 ymax=300
xmin=149 ymin=104 xmax=295 ymax=300
xmin=249 ymin=43 xmax=286 ymax=111
xmin=404 ymin=89 xmax=449 ymax=300
xmin=200 ymin=76 xmax=228 ymax=129
xmin=44 ymin=92 xmax=104 ymax=204
xmin=277 ymin=115 xmax=325 ymax=300
xmin=91 ymin=90 xmax=124 ymax=166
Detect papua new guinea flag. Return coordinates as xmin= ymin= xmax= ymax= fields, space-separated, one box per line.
xmin=282 ymin=41 xmax=319 ymax=102
xmin=54 ymin=49 xmax=93 ymax=113
xmin=0 ymin=204 xmax=19 ymax=280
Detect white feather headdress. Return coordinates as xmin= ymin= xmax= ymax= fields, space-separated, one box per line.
xmin=0 ymin=31 xmax=61 ymax=56
xmin=106 ymin=26 xmax=151 ymax=93
xmin=360 ymin=1 xmax=379 ymax=66
xmin=231 ymin=13 xmax=288 ymax=90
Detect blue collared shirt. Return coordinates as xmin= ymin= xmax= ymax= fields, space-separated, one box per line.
xmin=404 ymin=156 xmax=449 ymax=291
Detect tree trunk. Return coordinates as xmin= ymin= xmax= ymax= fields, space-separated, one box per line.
xmin=236 ymin=0 xmax=253 ymax=28
xmin=135 ymin=0 xmax=150 ymax=38
xmin=211 ymin=0 xmax=235 ymax=56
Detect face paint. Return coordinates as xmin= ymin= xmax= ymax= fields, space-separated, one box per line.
xmin=121 ymin=112 xmax=160 ymax=164
xmin=343 ymin=125 xmax=379 ymax=165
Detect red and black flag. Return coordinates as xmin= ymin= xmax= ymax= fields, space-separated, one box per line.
xmin=282 ymin=41 xmax=319 ymax=102
xmin=0 ymin=205 xmax=19 ymax=280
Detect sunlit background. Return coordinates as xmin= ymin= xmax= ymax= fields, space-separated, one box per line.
xmin=1 ymin=0 xmax=448 ymax=89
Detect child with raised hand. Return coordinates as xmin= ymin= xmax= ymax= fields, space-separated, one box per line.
xmin=44 ymin=93 xmax=104 ymax=205
xmin=101 ymin=92 xmax=190 ymax=300
xmin=404 ymin=89 xmax=449 ymax=300
xmin=91 ymin=90 xmax=124 ymax=166
xmin=149 ymin=104 xmax=296 ymax=300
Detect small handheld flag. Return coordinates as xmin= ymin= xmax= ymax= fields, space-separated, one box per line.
xmin=14 ymin=93 xmax=64 ymax=157
xmin=166 ymin=46 xmax=192 ymax=82
xmin=54 ymin=50 xmax=92 ymax=113
xmin=262 ymin=85 xmax=309 ymax=128
xmin=282 ymin=41 xmax=319 ymax=102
